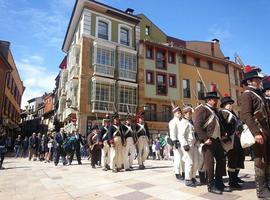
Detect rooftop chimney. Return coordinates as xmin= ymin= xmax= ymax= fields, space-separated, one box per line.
xmin=212 ymin=38 xmax=219 ymax=43
xmin=125 ymin=8 xmax=134 ymax=15
xmin=224 ymin=56 xmax=230 ymax=60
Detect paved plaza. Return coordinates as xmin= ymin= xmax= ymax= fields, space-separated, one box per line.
xmin=0 ymin=157 xmax=257 ymax=200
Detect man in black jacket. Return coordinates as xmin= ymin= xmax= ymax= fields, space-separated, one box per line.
xmin=28 ymin=132 xmax=38 ymax=161
xmin=0 ymin=127 xmax=7 ymax=169
xmin=54 ymin=128 xmax=67 ymax=166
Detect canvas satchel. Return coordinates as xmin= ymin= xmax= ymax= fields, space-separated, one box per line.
xmin=240 ymin=124 xmax=255 ymax=148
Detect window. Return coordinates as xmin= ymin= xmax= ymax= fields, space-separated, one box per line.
xmin=6 ymin=73 xmax=10 ymax=88
xmin=94 ymin=45 xmax=115 ymax=77
xmin=168 ymin=51 xmax=176 ymax=64
xmin=118 ymin=51 xmax=137 ymax=81
xmin=210 ymin=83 xmax=217 ymax=92
xmin=159 ymin=105 xmax=171 ymax=122
xmin=234 ymin=69 xmax=239 ymax=86
xmin=236 ymin=90 xmax=240 ymax=105
xmin=156 ymin=73 xmax=167 ymax=95
xmin=118 ymin=84 xmax=137 ymax=114
xmin=183 ymin=79 xmax=191 ymax=98
xmin=197 ymin=81 xmax=204 ymax=100
xmin=179 ymin=54 xmax=187 ymax=64
xmin=146 ymin=70 xmax=154 ymax=84
xmin=145 ymin=26 xmax=150 ymax=36
xmin=146 ymin=45 xmax=153 ymax=59
xmin=98 ymin=20 xmax=109 ymax=40
xmin=145 ymin=103 xmax=157 ymax=121
xmin=169 ymin=74 xmax=176 ymax=88
xmin=156 ymin=49 xmax=166 ymax=69
xmin=207 ymin=61 xmax=213 ymax=70
xmin=91 ymin=80 xmax=115 ymax=112
xmin=193 ymin=58 xmax=200 ymax=67
xmin=120 ymin=27 xmax=129 ymax=46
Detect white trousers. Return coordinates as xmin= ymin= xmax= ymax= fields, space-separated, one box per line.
xmin=110 ymin=136 xmax=123 ymax=170
xmin=137 ymin=136 xmax=149 ymax=165
xmin=123 ymin=137 xmax=136 ymax=169
xmin=173 ymin=147 xmax=185 ymax=174
xmin=101 ymin=141 xmax=110 ymax=168
xmin=182 ymin=146 xmax=199 ymax=180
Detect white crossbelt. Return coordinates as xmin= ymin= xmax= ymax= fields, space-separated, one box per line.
xmin=113 ymin=125 xmax=120 ymax=137
xmin=102 ymin=127 xmax=108 ymax=140
xmin=124 ymin=125 xmax=132 ymax=136
xmin=136 ymin=123 xmax=146 ymax=135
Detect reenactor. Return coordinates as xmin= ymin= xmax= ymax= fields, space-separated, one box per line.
xmin=240 ymin=66 xmax=270 ymax=199
xmin=121 ymin=115 xmax=136 ymax=171
xmin=194 ymin=91 xmax=230 ymax=194
xmin=98 ymin=115 xmax=111 ymax=171
xmin=179 ymin=105 xmax=200 ymax=187
xmin=135 ymin=111 xmax=150 ymax=170
xmin=88 ymin=125 xmax=101 ymax=168
xmin=108 ymin=112 xmax=125 ymax=173
xmin=219 ymin=94 xmax=245 ymax=190
xmin=169 ymin=104 xmax=185 ymax=181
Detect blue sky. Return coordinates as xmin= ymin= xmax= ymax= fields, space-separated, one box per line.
xmin=0 ymin=0 xmax=269 ymax=107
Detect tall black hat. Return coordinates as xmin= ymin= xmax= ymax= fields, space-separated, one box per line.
xmin=241 ymin=65 xmax=264 ymax=85
xmin=203 ymin=91 xmax=220 ymax=100
xmin=263 ymin=76 xmax=270 ymax=90
xmin=220 ymin=94 xmax=235 ymax=108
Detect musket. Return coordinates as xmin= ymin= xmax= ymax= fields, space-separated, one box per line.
xmin=196 ymin=67 xmax=209 ymax=92
xmin=191 ymin=86 xmax=200 ymax=106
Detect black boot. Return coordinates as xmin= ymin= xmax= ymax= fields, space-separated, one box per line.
xmin=235 ymin=169 xmax=245 ymax=183
xmin=199 ymin=171 xmax=207 ymax=184
xmin=208 ymin=180 xmax=222 ymax=195
xmin=255 ymin=167 xmax=270 ymax=199
xmin=215 ymin=177 xmax=232 ymax=192
xmin=185 ymin=179 xmax=196 ymax=187
xmin=181 ymin=172 xmax=185 ymax=180
xmin=228 ymin=171 xmax=242 ymax=190
xmin=175 ymin=174 xmax=181 ymax=180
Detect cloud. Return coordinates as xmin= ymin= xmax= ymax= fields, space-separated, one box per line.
xmin=207 ymin=24 xmax=233 ymax=42
xmin=17 ymin=56 xmax=58 ymax=108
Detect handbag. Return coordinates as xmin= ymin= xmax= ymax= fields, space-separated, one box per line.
xmin=240 ymin=124 xmax=255 ymax=148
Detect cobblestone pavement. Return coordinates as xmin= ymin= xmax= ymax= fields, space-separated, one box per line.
xmin=0 ymin=157 xmax=257 ymax=200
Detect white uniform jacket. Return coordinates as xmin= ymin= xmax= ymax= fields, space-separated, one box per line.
xmin=169 ymin=117 xmax=181 ymax=141
xmin=178 ymin=118 xmax=197 ymax=147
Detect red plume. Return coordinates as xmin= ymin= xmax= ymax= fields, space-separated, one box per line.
xmin=244 ymin=65 xmax=252 ymax=73
xmin=267 ymin=76 xmax=270 ymax=81
xmin=224 ymin=93 xmax=229 ymax=97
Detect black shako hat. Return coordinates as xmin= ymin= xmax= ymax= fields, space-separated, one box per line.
xmin=220 ymin=94 xmax=235 ymax=108
xmin=203 ymin=91 xmax=220 ymax=100
xmin=241 ymin=65 xmax=264 ymax=85
xmin=263 ymin=76 xmax=270 ymax=90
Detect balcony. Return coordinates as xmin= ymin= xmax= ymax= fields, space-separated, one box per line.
xmin=118 ymin=104 xmax=136 ymax=115
xmin=118 ymin=69 xmax=136 ymax=82
xmin=93 ymin=64 xmax=114 ymax=78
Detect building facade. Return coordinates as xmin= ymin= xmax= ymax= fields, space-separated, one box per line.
xmin=0 ymin=41 xmax=24 ymax=137
xmin=61 ymin=0 xmax=141 ymax=135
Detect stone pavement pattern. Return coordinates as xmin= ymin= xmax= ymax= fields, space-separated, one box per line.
xmin=0 ymin=158 xmax=257 ymax=200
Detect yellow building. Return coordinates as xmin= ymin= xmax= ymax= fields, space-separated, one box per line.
xmin=0 ymin=41 xmax=25 ymax=136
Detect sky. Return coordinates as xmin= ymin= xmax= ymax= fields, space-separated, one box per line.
xmin=0 ymin=0 xmax=270 ymax=108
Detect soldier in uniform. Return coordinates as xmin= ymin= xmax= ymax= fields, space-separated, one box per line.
xmin=179 ymin=105 xmax=200 ymax=187
xmin=169 ymin=104 xmax=185 ymax=181
xmin=109 ymin=112 xmax=124 ymax=173
xmin=219 ymin=94 xmax=245 ymax=190
xmin=88 ymin=125 xmax=101 ymax=168
xmin=240 ymin=66 xmax=270 ymax=199
xmin=135 ymin=111 xmax=150 ymax=170
xmin=194 ymin=91 xmax=230 ymax=194
xmin=121 ymin=116 xmax=136 ymax=171
xmin=98 ymin=115 xmax=111 ymax=171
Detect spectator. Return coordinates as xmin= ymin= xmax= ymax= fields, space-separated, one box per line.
xmin=0 ymin=127 xmax=7 ymax=169
xmin=14 ymin=135 xmax=22 ymax=158
xmin=28 ymin=132 xmax=38 ymax=161
xmin=151 ymin=141 xmax=156 ymax=160
xmin=21 ymin=137 xmax=28 ymax=158
xmin=45 ymin=134 xmax=54 ymax=163
xmin=155 ymin=139 xmax=161 ymax=160
xmin=40 ymin=134 xmax=48 ymax=161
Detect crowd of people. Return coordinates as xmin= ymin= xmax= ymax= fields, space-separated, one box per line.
xmin=0 ymin=65 xmax=270 ymax=199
